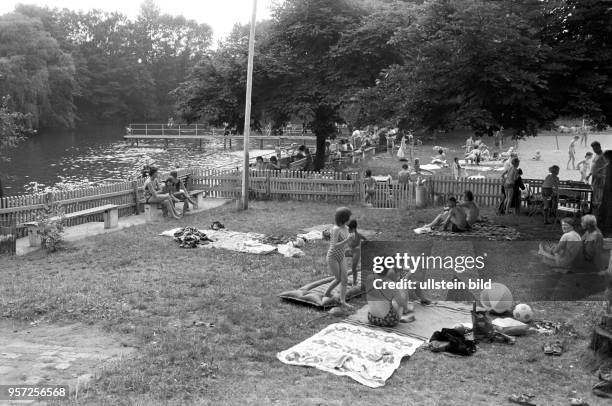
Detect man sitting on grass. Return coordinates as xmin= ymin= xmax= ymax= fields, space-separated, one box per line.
xmin=419 ymin=196 xmax=469 ymax=233
xmin=458 ymin=190 xmax=480 ymax=227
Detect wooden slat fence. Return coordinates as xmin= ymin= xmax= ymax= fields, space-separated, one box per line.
xmin=428 ymin=176 xmax=503 ymax=207
xmin=370 ymin=182 xmax=416 ymax=209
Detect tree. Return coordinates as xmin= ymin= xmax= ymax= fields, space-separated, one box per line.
xmin=0 ymin=12 xmax=77 ymax=129
xmin=359 ymin=0 xmax=558 ymax=136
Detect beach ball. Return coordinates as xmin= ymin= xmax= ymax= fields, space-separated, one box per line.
xmin=513 ymin=304 xmax=534 ymax=323
xmin=480 ymin=283 xmax=513 ymax=314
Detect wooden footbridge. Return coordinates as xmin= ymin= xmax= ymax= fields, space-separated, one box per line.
xmin=123 ymin=123 xmax=317 ymax=149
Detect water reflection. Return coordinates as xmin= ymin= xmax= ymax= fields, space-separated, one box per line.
xmin=0 ymin=125 xmax=288 ymax=195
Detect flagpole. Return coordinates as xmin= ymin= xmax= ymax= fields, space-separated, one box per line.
xmin=240 ymin=0 xmax=257 ymax=210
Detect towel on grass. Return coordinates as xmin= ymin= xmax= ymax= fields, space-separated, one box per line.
xmin=300 ymin=224 xmax=379 ymax=240
xmin=277 ymin=322 xmax=423 ymax=388
xmin=347 ymin=302 xmax=474 ymax=342
xmin=413 ymin=221 xmax=521 ymax=240
xmin=160 ymin=228 xmax=280 ymax=255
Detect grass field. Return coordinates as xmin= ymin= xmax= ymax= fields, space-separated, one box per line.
xmin=0 ymin=201 xmax=611 ymax=405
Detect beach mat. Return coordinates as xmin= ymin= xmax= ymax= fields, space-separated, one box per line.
xmin=279 ymin=274 xmax=363 ymax=308
xmin=347 ymin=302 xmax=474 ymax=341
xmin=414 ymin=221 xmax=521 ymax=241
xmin=277 ymin=322 xmax=423 ymax=388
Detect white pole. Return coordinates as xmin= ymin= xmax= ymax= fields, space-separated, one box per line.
xmin=240 ymin=0 xmax=257 ymax=210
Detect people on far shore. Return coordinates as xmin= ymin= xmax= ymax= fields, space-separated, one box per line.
xmin=577 ymin=152 xmax=593 ymax=183
xmin=567 ymin=135 xmax=579 ymax=170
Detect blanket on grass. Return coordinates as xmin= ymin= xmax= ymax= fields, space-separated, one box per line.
xmin=277 ymin=322 xmax=423 ymax=388
xmin=299 ymin=224 xmax=379 ymax=241
xmin=413 ymin=221 xmax=521 ymax=240
xmin=279 ymin=274 xmax=363 ymax=308
xmin=347 ymin=302 xmax=475 ymax=342
xmin=160 ymin=228 xmax=279 ymax=255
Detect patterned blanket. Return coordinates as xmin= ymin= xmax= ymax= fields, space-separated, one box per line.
xmin=414 ymin=221 xmax=521 ymax=240
xmin=277 ymin=322 xmax=423 ymax=388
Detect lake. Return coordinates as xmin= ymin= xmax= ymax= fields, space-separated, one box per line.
xmin=0 ymin=124 xmax=297 ymax=196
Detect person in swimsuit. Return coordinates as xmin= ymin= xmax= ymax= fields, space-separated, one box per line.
xmin=367 ymin=267 xmax=414 ymax=327
xmin=323 ymin=207 xmax=354 ymax=308
xmin=567 ymin=135 xmax=579 ymax=170
xmin=364 ymin=169 xmax=376 ymax=205
xmin=165 ymin=171 xmax=197 ymax=212
xmin=347 ymin=220 xmax=367 ymax=287
xmin=144 ymin=167 xmax=182 ymax=219
xmin=458 ymin=190 xmax=480 ymax=226
xmin=421 ymin=197 xmax=469 ymax=232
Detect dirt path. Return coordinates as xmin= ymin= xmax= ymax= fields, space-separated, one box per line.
xmin=0 ymin=320 xmax=134 ymax=399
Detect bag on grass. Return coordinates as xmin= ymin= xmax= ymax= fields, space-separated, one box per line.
xmin=429 ymin=328 xmax=476 ymax=356
xmin=472 ymin=301 xmax=494 ymax=341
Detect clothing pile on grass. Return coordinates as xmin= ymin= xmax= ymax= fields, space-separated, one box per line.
xmin=163 ymin=221 xmax=307 ymax=257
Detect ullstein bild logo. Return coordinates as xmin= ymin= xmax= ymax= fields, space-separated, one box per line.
xmin=371 ymin=252 xmax=487 ymax=274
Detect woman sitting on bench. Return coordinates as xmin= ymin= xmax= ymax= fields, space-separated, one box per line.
xmin=145 ymin=167 xmax=182 ymax=219
xmin=165 ymin=171 xmax=197 ymax=213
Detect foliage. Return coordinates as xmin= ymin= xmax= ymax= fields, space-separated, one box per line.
xmin=36 ymin=200 xmax=65 ymax=252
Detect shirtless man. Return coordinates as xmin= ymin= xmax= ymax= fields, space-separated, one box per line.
xmin=458 ymin=190 xmax=480 ymax=226
xmin=422 ymin=197 xmax=469 ymax=232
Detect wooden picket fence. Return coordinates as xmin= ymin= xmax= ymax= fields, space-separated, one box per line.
xmin=428 ymin=176 xmax=503 ymax=207
xmin=189 ymin=168 xmax=361 ymax=203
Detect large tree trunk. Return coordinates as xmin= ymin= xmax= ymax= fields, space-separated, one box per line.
xmin=314 ymin=132 xmax=326 ymax=171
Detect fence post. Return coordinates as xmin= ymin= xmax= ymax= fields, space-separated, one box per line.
xmin=132 ymin=180 xmax=140 ymax=214
xmin=265 ymin=171 xmax=271 ymax=199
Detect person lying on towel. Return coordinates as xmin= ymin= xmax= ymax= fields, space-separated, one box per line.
xmin=366 ymin=267 xmax=415 ymax=327
xmin=421 ymin=197 xmax=469 ymax=233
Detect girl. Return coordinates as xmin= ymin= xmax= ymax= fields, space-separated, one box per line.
xmin=144 ymin=167 xmax=182 ymax=219
xmin=364 ymin=169 xmax=376 ymax=205
xmin=576 ymin=152 xmax=593 ymax=183
xmin=542 ymin=165 xmax=560 ymax=224
xmin=347 ymin=220 xmax=367 ymax=287
xmin=451 ymin=157 xmax=462 ymax=180
xmin=323 ymin=207 xmax=354 ymax=308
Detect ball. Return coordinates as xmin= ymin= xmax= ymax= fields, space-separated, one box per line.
xmin=513 ymin=303 xmax=534 ymax=323
xmin=480 ymin=283 xmax=513 ymax=314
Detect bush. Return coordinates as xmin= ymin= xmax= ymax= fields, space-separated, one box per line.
xmin=36 ymin=203 xmax=65 ymax=252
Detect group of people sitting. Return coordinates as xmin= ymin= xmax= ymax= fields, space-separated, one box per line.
xmin=538 ymin=215 xmax=609 ymax=272
xmin=254 ymin=155 xmax=282 ymax=170
xmin=142 ymin=167 xmax=198 ymax=219
xmin=418 ymin=190 xmax=480 ymax=233
xmin=463 ymin=136 xmax=493 ymax=165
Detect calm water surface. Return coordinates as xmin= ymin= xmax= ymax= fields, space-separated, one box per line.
xmin=0 ymin=124 xmax=286 ymax=196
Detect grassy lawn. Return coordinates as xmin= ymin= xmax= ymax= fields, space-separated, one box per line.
xmin=0 ymin=200 xmax=610 ymax=405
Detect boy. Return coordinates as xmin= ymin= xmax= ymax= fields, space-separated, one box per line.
xmin=567 ymin=135 xmax=579 ymax=169
xmin=347 ymin=220 xmax=367 ymax=287
xmin=576 ymin=152 xmax=593 ymax=183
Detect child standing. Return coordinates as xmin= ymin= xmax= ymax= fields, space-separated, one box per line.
xmin=576 ymin=152 xmax=593 ymax=183
xmin=323 ymin=207 xmax=354 ymax=308
xmin=542 ymin=165 xmax=560 ymax=224
xmin=364 ymin=169 xmax=376 ymax=205
xmin=347 ymin=220 xmax=367 ymax=287
xmin=567 ymin=135 xmax=579 ymax=169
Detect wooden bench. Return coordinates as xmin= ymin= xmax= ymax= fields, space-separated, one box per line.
xmin=22 ymin=204 xmax=119 ymax=247
xmin=142 ymin=189 xmax=207 ymax=221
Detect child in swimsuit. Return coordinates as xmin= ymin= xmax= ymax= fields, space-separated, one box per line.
xmin=347 ymin=220 xmax=367 ymax=287
xmin=367 ymin=267 xmax=414 ymax=327
xmin=323 ymin=207 xmax=354 ymax=308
